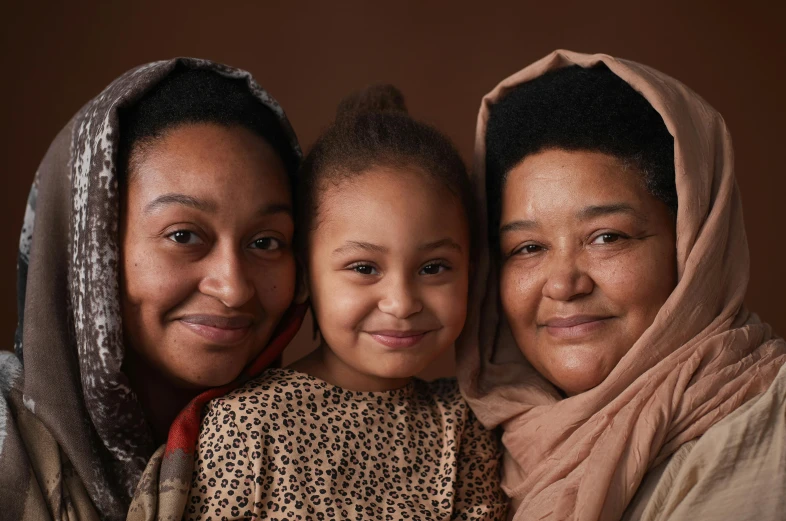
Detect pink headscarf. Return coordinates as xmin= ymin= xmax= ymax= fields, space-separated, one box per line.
xmin=457 ymin=50 xmax=786 ymax=521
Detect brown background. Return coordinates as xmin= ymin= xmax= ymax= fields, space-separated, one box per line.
xmin=2 ymin=1 xmax=784 ymax=378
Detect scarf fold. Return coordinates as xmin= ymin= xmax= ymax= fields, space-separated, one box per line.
xmin=0 ymin=57 xmax=304 ymax=521
xmin=456 ymin=49 xmax=786 ymax=521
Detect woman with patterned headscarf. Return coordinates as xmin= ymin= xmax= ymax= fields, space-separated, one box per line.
xmin=0 ymin=59 xmax=306 ymax=521
xmin=458 ymin=50 xmax=786 ymax=520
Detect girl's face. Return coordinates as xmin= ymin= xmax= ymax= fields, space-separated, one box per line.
xmin=498 ymin=148 xmax=677 ymax=395
xmin=308 ymin=167 xmax=470 ymax=391
xmin=121 ymin=123 xmax=296 ymax=389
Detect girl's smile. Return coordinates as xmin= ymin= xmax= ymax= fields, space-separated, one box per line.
xmin=296 ymin=166 xmax=471 ymax=392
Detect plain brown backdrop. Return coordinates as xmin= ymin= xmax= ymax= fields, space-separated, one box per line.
xmin=1 ymin=1 xmax=784 ymax=378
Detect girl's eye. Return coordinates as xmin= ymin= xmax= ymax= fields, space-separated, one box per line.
xmin=167 ymin=230 xmax=202 ymax=245
xmin=349 ymin=263 xmax=379 ymax=276
xmin=250 ymin=237 xmax=282 ymax=251
xmin=420 ymin=263 xmax=449 ymax=275
xmin=591 ymin=233 xmax=626 ymax=245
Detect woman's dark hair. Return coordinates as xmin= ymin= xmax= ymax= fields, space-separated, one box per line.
xmin=118 ymin=64 xmax=298 ymax=182
xmin=297 ymin=84 xmax=473 ymax=256
xmin=485 ymin=64 xmax=676 ymax=246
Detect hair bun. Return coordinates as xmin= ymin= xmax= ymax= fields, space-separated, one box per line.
xmin=336 ymin=84 xmax=408 ymax=120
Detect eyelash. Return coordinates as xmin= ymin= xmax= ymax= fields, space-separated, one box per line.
xmin=509 ymin=232 xmax=631 ymax=257
xmin=510 ymin=243 xmax=543 ymax=257
xmin=344 ymin=261 xmax=452 ymax=276
xmin=419 ymin=261 xmax=451 ymax=275
xmin=249 ymin=237 xmax=284 ymax=251
xmin=347 ymin=262 xmax=379 ymax=276
xmin=165 ymin=229 xmax=285 ymax=251
xmin=166 ymin=229 xmax=202 ymax=245
xmin=590 ymin=231 xmax=630 ymax=245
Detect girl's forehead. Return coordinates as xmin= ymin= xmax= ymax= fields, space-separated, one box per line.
xmin=312 ymin=169 xmax=469 ymax=247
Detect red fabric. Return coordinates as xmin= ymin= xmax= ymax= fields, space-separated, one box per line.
xmin=164 ymin=303 xmax=307 ymax=456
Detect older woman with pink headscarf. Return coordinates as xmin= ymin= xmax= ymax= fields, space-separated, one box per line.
xmin=458 ymin=50 xmax=786 ymax=521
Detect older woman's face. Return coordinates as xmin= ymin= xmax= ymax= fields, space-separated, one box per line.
xmin=498 ymin=149 xmax=677 ymax=395
xmin=121 ymin=123 xmax=296 ymax=389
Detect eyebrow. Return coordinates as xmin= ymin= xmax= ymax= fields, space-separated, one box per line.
xmin=499 ymin=219 xmax=537 ymax=235
xmin=144 ymin=193 xmax=292 ymax=217
xmin=576 ymin=203 xmax=642 ymax=221
xmin=332 ymin=241 xmax=389 ymax=257
xmin=418 ymin=238 xmax=463 ymax=253
xmin=499 ymin=203 xmax=644 ymax=235
xmin=145 ymin=194 xmax=216 ymax=214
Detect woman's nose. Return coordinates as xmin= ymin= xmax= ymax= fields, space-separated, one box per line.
xmin=541 ymin=250 xmax=593 ymax=301
xmin=198 ymin=244 xmax=256 ymax=308
xmin=377 ymin=275 xmax=423 ymax=319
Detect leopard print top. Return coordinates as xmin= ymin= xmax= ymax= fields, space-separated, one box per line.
xmin=186 ymin=368 xmax=507 ymax=520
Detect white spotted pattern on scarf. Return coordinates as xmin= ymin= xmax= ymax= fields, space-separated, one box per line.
xmin=65 ymin=58 xmax=302 ymax=500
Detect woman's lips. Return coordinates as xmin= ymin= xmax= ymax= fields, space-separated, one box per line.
xmin=367 ymin=330 xmax=431 ymax=349
xmin=541 ymin=315 xmax=613 ymax=339
xmin=178 ymin=314 xmax=255 ymax=345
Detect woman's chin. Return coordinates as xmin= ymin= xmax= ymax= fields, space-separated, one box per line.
xmin=539 ymin=350 xmax=615 ymax=397
xmin=166 ymin=358 xmax=247 ymax=390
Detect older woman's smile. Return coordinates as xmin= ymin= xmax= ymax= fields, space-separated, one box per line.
xmin=499 ymin=149 xmax=677 ymax=395
xmin=540 ymin=314 xmax=615 ymax=339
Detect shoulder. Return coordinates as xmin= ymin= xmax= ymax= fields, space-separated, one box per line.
xmin=202 ymin=368 xmax=318 ymax=428
xmin=210 ymin=368 xmax=311 ymax=407
xmin=412 ymin=378 xmax=494 ymax=438
xmin=629 ymin=363 xmax=786 ymax=520
xmin=415 ymin=377 xmax=465 ymax=408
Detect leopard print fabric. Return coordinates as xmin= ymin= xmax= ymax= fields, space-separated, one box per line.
xmin=187 ymin=368 xmax=507 ymax=520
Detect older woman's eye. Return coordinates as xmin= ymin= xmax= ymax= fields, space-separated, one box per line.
xmin=250 ymin=237 xmax=282 ymax=251
xmin=513 ymin=244 xmax=543 ymax=256
xmin=591 ymin=233 xmax=627 ymax=245
xmin=167 ymin=230 xmax=202 ymax=245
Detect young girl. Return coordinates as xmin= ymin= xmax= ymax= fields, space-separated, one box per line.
xmin=186 ymin=85 xmax=507 ymax=521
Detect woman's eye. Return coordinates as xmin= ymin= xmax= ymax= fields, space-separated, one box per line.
xmin=513 ymin=244 xmax=543 ymax=256
xmin=250 ymin=237 xmax=282 ymax=251
xmin=591 ymin=233 xmax=625 ymax=245
xmin=167 ymin=230 xmax=202 ymax=245
xmin=349 ymin=264 xmax=378 ymax=275
xmin=420 ymin=263 xmax=448 ymax=275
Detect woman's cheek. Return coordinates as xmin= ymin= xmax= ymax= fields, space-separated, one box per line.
xmin=258 ymin=256 xmax=298 ymax=313
xmin=500 ymin=263 xmax=536 ymax=321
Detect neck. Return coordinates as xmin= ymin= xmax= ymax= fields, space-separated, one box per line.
xmin=290 ymin=343 xmax=411 ymax=392
xmin=123 ymin=349 xmax=203 ymax=445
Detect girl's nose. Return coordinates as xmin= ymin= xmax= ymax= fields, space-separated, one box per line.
xmin=377 ymin=275 xmax=423 ymax=319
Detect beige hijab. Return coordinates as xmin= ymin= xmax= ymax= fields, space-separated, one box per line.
xmin=456 ymin=49 xmax=786 ymax=521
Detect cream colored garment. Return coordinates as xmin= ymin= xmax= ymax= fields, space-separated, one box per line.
xmin=456 ymin=49 xmax=786 ymax=521
xmin=623 ymin=362 xmax=786 ymax=520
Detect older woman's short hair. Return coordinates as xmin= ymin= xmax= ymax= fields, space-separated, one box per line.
xmin=485 ymin=64 xmax=676 ymax=246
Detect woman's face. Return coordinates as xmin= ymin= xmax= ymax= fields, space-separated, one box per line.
xmin=498 ymin=149 xmax=677 ymax=395
xmin=308 ymin=167 xmax=470 ymax=391
xmin=121 ymin=123 xmax=296 ymax=389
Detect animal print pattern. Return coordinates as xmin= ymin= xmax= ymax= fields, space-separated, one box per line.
xmin=187 ymin=368 xmax=507 ymax=520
